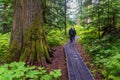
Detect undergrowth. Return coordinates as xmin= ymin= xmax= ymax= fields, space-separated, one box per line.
xmin=47 ymin=29 xmax=68 ymax=47
xmin=0 ymin=29 xmax=64 ymax=80
xmin=0 ymin=62 xmax=61 ymax=80
xmin=79 ymin=26 xmax=120 ymax=80
xmin=0 ymin=33 xmax=10 ymax=62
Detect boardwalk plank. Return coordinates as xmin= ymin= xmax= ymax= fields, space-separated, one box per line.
xmin=64 ymin=39 xmax=94 ymax=80
xmin=64 ymin=45 xmax=76 ymax=80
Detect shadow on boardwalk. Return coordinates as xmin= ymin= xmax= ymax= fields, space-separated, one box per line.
xmin=64 ymin=36 xmax=94 ymax=80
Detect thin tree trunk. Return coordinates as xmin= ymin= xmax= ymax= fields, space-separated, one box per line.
xmin=42 ymin=0 xmax=46 ymax=23
xmin=2 ymin=4 xmax=8 ymax=33
xmin=97 ymin=0 xmax=101 ymax=39
xmin=107 ymin=0 xmax=110 ymax=25
xmin=7 ymin=0 xmax=51 ymax=65
xmin=64 ymin=0 xmax=67 ymax=35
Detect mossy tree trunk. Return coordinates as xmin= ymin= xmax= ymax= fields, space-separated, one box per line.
xmin=7 ymin=0 xmax=51 ymax=65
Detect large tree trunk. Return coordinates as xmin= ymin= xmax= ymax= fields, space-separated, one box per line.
xmin=7 ymin=0 xmax=51 ymax=65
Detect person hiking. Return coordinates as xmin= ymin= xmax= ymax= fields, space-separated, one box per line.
xmin=72 ymin=27 xmax=76 ymax=41
xmin=69 ymin=27 xmax=76 ymax=43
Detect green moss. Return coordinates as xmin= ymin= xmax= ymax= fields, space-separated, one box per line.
xmin=20 ymin=48 xmax=30 ymax=61
xmin=6 ymin=17 xmax=51 ymax=64
xmin=6 ymin=41 xmax=19 ymax=62
xmin=19 ymin=18 xmax=50 ymax=63
xmin=44 ymin=45 xmax=50 ymax=62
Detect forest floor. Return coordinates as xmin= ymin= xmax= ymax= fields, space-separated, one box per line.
xmin=46 ymin=44 xmax=103 ymax=80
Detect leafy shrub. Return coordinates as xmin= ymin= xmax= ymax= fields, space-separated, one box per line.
xmin=0 ymin=62 xmax=61 ymax=80
xmin=0 ymin=33 xmax=10 ymax=62
xmin=101 ymin=54 xmax=120 ymax=80
xmin=47 ymin=29 xmax=68 ymax=46
xmin=79 ymin=26 xmax=120 ymax=79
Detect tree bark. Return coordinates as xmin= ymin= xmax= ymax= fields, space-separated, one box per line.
xmin=64 ymin=0 xmax=67 ymax=35
xmin=97 ymin=0 xmax=101 ymax=39
xmin=2 ymin=3 xmax=8 ymax=33
xmin=7 ymin=0 xmax=50 ymax=65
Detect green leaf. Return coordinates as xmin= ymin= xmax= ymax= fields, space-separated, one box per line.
xmin=50 ymin=69 xmax=61 ymax=78
xmin=0 ymin=68 xmax=6 ymax=74
xmin=41 ymin=74 xmax=52 ymax=80
xmin=26 ymin=70 xmax=40 ymax=78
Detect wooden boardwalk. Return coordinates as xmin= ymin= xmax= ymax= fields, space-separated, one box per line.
xmin=64 ymin=37 xmax=94 ymax=80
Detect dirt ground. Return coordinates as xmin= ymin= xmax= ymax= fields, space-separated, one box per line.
xmin=46 ymin=46 xmax=69 ymax=80
xmin=46 ymin=44 xmax=103 ymax=80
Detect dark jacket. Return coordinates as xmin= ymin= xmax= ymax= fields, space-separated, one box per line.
xmin=69 ymin=28 xmax=76 ymax=37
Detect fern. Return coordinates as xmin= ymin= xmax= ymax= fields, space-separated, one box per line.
xmin=0 ymin=62 xmax=62 ymax=80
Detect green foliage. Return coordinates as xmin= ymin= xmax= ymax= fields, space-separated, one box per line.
xmin=80 ymin=0 xmax=120 ymax=39
xmin=41 ymin=69 xmax=61 ymax=80
xmin=47 ymin=29 xmax=68 ymax=46
xmin=45 ymin=0 xmax=65 ymax=29
xmin=79 ymin=26 xmax=120 ymax=80
xmin=0 ymin=33 xmax=10 ymax=62
xmin=0 ymin=0 xmax=13 ymax=33
xmin=101 ymin=54 xmax=120 ymax=80
xmin=0 ymin=62 xmax=61 ymax=80
xmin=81 ymin=0 xmax=120 ymax=27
